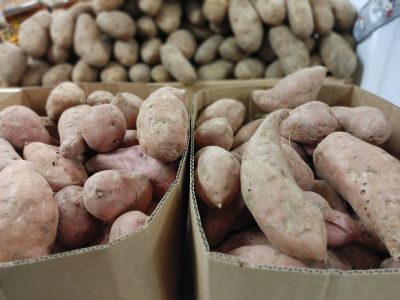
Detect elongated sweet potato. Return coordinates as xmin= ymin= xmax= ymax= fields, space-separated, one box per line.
xmin=109 ymin=211 xmax=149 ymax=242
xmin=314 ymin=132 xmax=400 ymax=259
xmin=241 ymin=110 xmax=326 ymax=260
xmin=0 ymin=138 xmax=21 ymax=171
xmin=252 ymin=66 xmax=327 ymax=112
xmin=232 ymin=118 xmax=263 ymax=149
xmin=195 ymin=117 xmax=233 ymax=151
xmin=311 ymin=180 xmax=347 ymax=213
xmin=120 ymin=130 xmax=139 ymax=148
xmin=111 ymin=92 xmax=143 ymax=129
xmin=86 ymin=90 xmax=114 ymax=106
xmin=215 ymin=227 xmax=270 ymax=253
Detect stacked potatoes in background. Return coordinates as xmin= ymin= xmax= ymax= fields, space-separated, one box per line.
xmin=194 ymin=66 xmax=400 ymax=270
xmin=0 ymin=82 xmax=188 ymax=263
xmin=0 ymin=0 xmax=358 ymax=87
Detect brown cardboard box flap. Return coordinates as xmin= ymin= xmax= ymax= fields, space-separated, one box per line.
xmin=190 ymin=83 xmax=400 ymax=300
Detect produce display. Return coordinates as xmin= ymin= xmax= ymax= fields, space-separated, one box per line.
xmin=0 ymin=0 xmax=358 ymax=87
xmin=193 ymin=66 xmax=397 ymax=270
xmin=0 ymin=83 xmax=188 ymax=263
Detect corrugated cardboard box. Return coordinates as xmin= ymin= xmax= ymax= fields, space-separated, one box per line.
xmin=189 ymin=83 xmax=400 ymax=300
xmin=0 ymin=83 xmax=189 ymax=300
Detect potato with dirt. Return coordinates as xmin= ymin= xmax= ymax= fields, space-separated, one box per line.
xmin=129 ymin=63 xmax=151 ymax=82
xmin=83 ymin=170 xmax=152 ymax=223
xmin=195 ymin=35 xmax=224 ymax=65
xmin=137 ymin=16 xmax=158 ymax=38
xmin=0 ymin=161 xmax=58 ymax=262
xmin=23 ymin=142 xmax=88 ymax=192
xmin=81 ymin=104 xmax=127 ymax=152
xmin=197 ymin=60 xmax=234 ymax=80
xmin=311 ymin=180 xmax=347 ymax=213
xmin=42 ymin=64 xmax=73 ymax=86
xmin=100 ymin=63 xmax=128 ymax=82
xmin=0 ymin=138 xmax=22 ymax=171
xmin=252 ymin=0 xmax=286 ymax=26
xmin=234 ymin=58 xmax=265 ymax=79
xmin=141 ymin=38 xmax=162 ymax=65
xmin=0 ymin=43 xmax=28 ymax=86
xmin=252 ymin=66 xmax=327 ymax=112
xmin=86 ymin=145 xmax=177 ymax=201
xmin=195 ymin=146 xmax=240 ymax=209
xmin=86 ymin=90 xmax=114 ymax=106
xmin=138 ymin=0 xmax=163 ymax=16
xmin=46 ymin=81 xmax=86 ymax=121
xmin=286 ymin=0 xmax=314 ymax=39
xmin=310 ymin=0 xmax=334 ymax=34
xmin=109 ymin=211 xmax=149 ymax=242
xmin=195 ymin=117 xmax=233 ymax=150
xmin=114 ymin=39 xmax=139 ymax=67
xmin=167 ymin=29 xmax=197 ymax=60
xmin=50 ymin=10 xmax=74 ymax=49
xmin=156 ymin=0 xmax=182 ymax=34
xmin=58 ymin=105 xmax=91 ymax=158
xmin=219 ymin=37 xmax=247 ymax=62
xmin=96 ymin=11 xmax=136 ymax=40
xmin=72 ymin=60 xmax=98 ymax=83
xmin=111 ymin=92 xmax=143 ymax=129
xmin=136 ymin=87 xmax=188 ymax=161
xmin=55 ymin=185 xmax=100 ymax=248
xmin=203 ymin=0 xmax=229 ymax=24
xmin=151 ymin=65 xmax=173 ymax=82
xmin=47 ymin=44 xmax=70 ymax=64
xmin=0 ymin=106 xmax=54 ymax=150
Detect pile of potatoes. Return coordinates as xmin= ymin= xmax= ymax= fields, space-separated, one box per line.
xmin=194 ymin=66 xmax=400 ymax=270
xmin=0 ymin=83 xmax=188 ymax=263
xmin=0 ymin=0 xmax=358 ymax=87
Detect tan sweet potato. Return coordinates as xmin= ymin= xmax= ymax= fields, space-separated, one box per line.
xmin=114 ymin=39 xmax=139 ymax=67
xmin=58 ymin=105 xmax=91 ymax=158
xmin=195 ymin=117 xmax=233 ymax=151
xmin=252 ymin=66 xmax=327 ymax=112
xmin=166 ymin=29 xmax=197 ymax=60
xmin=129 ymin=63 xmax=151 ymax=82
xmin=72 ymin=60 xmax=98 ymax=83
xmin=252 ymin=0 xmax=286 ymax=26
xmin=50 ymin=10 xmax=74 ymax=49
xmin=195 ymin=146 xmax=240 ymax=209
xmin=311 ymin=180 xmax=347 ymax=213
xmin=137 ymin=87 xmax=188 ymax=161
xmin=280 ymin=101 xmax=339 ymax=144
xmin=86 ymin=145 xmax=177 ymax=201
xmin=265 ymin=60 xmax=285 ymax=78
xmin=96 ymin=11 xmax=136 ymax=41
xmin=229 ymin=0 xmax=263 ymax=53
xmin=42 ymin=63 xmax=73 ymax=86
xmin=219 ymin=37 xmax=246 ymax=62
xmin=197 ymin=59 xmax=234 ymax=81
xmin=280 ymin=137 xmax=308 ymax=161
xmin=195 ymin=34 xmax=224 ymax=65
xmin=0 ymin=161 xmax=58 ymax=262
xmin=109 ymin=211 xmax=149 ymax=242
xmin=310 ymin=0 xmax=334 ymax=34
xmin=331 ymin=0 xmax=356 ymax=31
xmin=0 ymin=137 xmax=22 ymax=171
xmin=83 ymin=170 xmax=152 ymax=223
xmin=86 ymin=90 xmax=114 ymax=106
xmin=241 ymin=110 xmax=327 ymax=260
xmin=232 ymin=118 xmax=263 ymax=149
xmin=331 ymin=106 xmax=392 ymax=145
xmin=151 ymin=65 xmax=173 ymax=82
xmin=137 ymin=16 xmax=158 ymax=38
xmin=55 ymin=185 xmax=100 ymax=248
xmin=141 ymin=38 xmax=162 ymax=65
xmin=215 ymin=227 xmax=270 ymax=253
xmin=46 ymin=82 xmax=86 ymax=121
xmin=0 ymin=42 xmax=27 ymax=86
xmin=269 ymin=26 xmax=310 ymax=75
xmin=138 ymin=0 xmax=162 ymax=16
xmin=197 ymin=98 xmax=245 ymax=133
xmin=229 ymin=245 xmax=307 ymax=268
xmin=81 ymin=104 xmax=127 ymax=152
xmin=120 ymin=130 xmax=139 ymax=148
xmin=234 ymin=58 xmax=265 ymax=79
xmin=111 ymin=93 xmax=143 ymax=129
xmin=23 ymin=142 xmax=88 ymax=192
xmin=21 ymin=59 xmax=50 ymax=87
xmin=335 ymin=243 xmax=382 ymax=270
xmin=156 ymin=0 xmax=182 ymax=34
xmin=314 ymin=132 xmax=400 ymax=259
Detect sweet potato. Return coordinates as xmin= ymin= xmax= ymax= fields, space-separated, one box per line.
xmin=195 ymin=146 xmax=240 ymax=209
xmin=136 ymin=87 xmax=188 ymax=162
xmin=280 ymin=101 xmax=339 ymax=144
xmin=234 ymin=58 xmax=265 ymax=79
xmin=331 ymin=106 xmax=392 ymax=145
xmin=232 ymin=118 xmax=263 ymax=149
xmin=252 ymin=66 xmax=327 ymax=112
xmin=269 ymin=26 xmax=309 ymax=75
xmin=197 ymin=60 xmax=234 ymax=81
xmin=0 ymin=42 xmax=27 ymax=86
xmin=111 ymin=93 xmax=143 ymax=129
xmin=46 ymin=82 xmax=86 ymax=121
xmin=228 ymin=0 xmax=263 ymax=53
xmin=151 ymin=65 xmax=173 ymax=82
xmin=109 ymin=211 xmax=149 ymax=242
xmin=0 ymin=161 xmax=58 ymax=262
xmin=114 ymin=39 xmax=139 ymax=67
xmin=195 ymin=35 xmax=224 ymax=65
xmin=0 ymin=137 xmax=22 ymax=171
xmin=280 ymin=137 xmax=308 ymax=162
xmin=55 ymin=185 xmax=100 ymax=248
xmin=137 ymin=16 xmax=158 ymax=38
xmin=252 ymin=0 xmax=285 ymax=26
xmin=81 ymin=104 xmax=127 ymax=152
xmin=58 ymin=105 xmax=91 ymax=158
xmin=86 ymin=90 xmax=114 ymax=106
xmin=42 ymin=63 xmax=73 ymax=86
xmin=96 ymin=11 xmax=136 ymax=41
xmin=156 ymin=0 xmax=182 ymax=34
xmin=166 ymin=29 xmax=197 ymax=60
xmin=195 ymin=117 xmax=233 ymax=151
xmin=241 ymin=110 xmax=327 ymax=260
xmin=335 ymin=243 xmax=382 ymax=270
xmin=229 ymin=245 xmax=307 ymax=268
xmin=311 ymin=180 xmax=347 ymax=213
xmin=331 ymin=0 xmax=356 ymax=31
xmin=121 ymin=130 xmax=139 ymax=148
xmin=72 ymin=60 xmax=98 ymax=83
xmin=197 ymin=98 xmax=245 ymax=133
xmin=219 ymin=37 xmax=246 ymax=62
xmin=310 ymin=0 xmax=334 ymax=34
xmin=287 ymin=0 xmax=314 ymax=39
xmin=141 ymin=38 xmax=162 ymax=65
xmin=41 ymin=117 xmax=59 ymax=141
xmin=138 ymin=0 xmax=162 ymax=16
xmin=129 ymin=63 xmax=151 ymax=82
xmin=23 ymin=142 xmax=88 ymax=192
xmin=85 ymin=145 xmax=177 ymax=201
xmin=215 ymin=227 xmax=270 ymax=253
xmin=314 ymin=132 xmax=400 ymax=259
xmin=83 ymin=170 xmax=152 ymax=223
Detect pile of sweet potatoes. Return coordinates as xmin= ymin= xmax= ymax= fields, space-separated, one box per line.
xmin=0 ymin=82 xmax=188 ymax=263
xmin=0 ymin=0 xmax=358 ymax=87
xmin=194 ymin=66 xmax=399 ymax=270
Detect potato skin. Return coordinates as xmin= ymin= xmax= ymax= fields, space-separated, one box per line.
xmin=311 ymin=180 xmax=347 ymax=213
xmin=50 ymin=10 xmax=74 ymax=49
xmin=121 ymin=130 xmax=139 ymax=148
xmin=166 ymin=29 xmax=197 ymax=60
xmin=55 ymin=185 xmax=100 ymax=248
xmin=197 ymin=98 xmax=245 ymax=133
xmin=310 ymin=0 xmax=334 ymax=35
xmin=280 ymin=101 xmax=339 ymax=144
xmin=219 ymin=37 xmax=246 ymax=62
xmin=265 ymin=60 xmax=285 ymax=78
xmin=18 ymin=12 xmax=50 ymax=58
xmin=129 ymin=63 xmax=151 ymax=82
xmin=72 ymin=60 xmax=98 ymax=83
xmin=141 ymin=38 xmax=162 ymax=65
xmin=83 ymin=170 xmax=152 ymax=223
xmin=21 ymin=60 xmax=50 ymax=87
xmin=81 ymin=104 xmax=127 ymax=152
xmin=0 ymin=137 xmax=22 ymax=171
xmin=195 ymin=117 xmax=233 ymax=150
xmin=96 ymin=11 xmax=136 ymax=40
xmin=0 ymin=43 xmax=27 ymax=85
xmin=195 ymin=146 xmax=240 ymax=209
xmin=111 ymin=93 xmax=143 ymax=129
xmin=0 ymin=161 xmax=58 ymax=262
xmin=100 ymin=63 xmax=128 ymax=82
xmin=197 ymin=59 xmax=234 ymax=81
xmin=114 ymin=39 xmax=139 ymax=67
xmin=42 ymin=63 xmax=73 ymax=86
xmin=195 ymin=34 xmax=224 ymax=65
xmin=252 ymin=66 xmax=326 ymax=112
xmin=331 ymin=0 xmax=356 ymax=31
xmin=151 ymin=65 xmax=173 ymax=82
xmin=137 ymin=16 xmax=158 ymax=38
xmin=86 ymin=145 xmax=177 ymax=201
xmin=331 ymin=106 xmax=391 ymax=145
xmin=138 ymin=0 xmax=162 ymax=16
xmin=137 ymin=87 xmax=189 ymax=162
xmin=287 ymin=0 xmax=314 ymax=39
xmin=269 ymin=26 xmax=310 ymax=75
xmin=23 ymin=142 xmax=88 ymax=192
xmin=86 ymin=90 xmax=114 ymax=106
xmin=46 ymin=81 xmax=86 ymax=121
xmin=156 ymin=0 xmax=182 ymax=34
xmin=109 ymin=211 xmax=149 ymax=242
xmin=47 ymin=42 xmax=70 ymax=64
xmin=314 ymin=132 xmax=400 ymax=259
xmin=0 ymin=106 xmax=53 ymax=150
xmin=232 ymin=118 xmax=263 ymax=149
xmin=252 ymin=0 xmax=286 ymax=26
xmin=234 ymin=58 xmax=265 ymax=79
xmin=202 ymin=0 xmax=228 ymax=24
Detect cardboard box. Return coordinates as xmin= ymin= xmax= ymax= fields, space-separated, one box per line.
xmin=0 ymin=83 xmax=189 ymax=300
xmin=189 ymin=83 xmax=400 ymax=300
